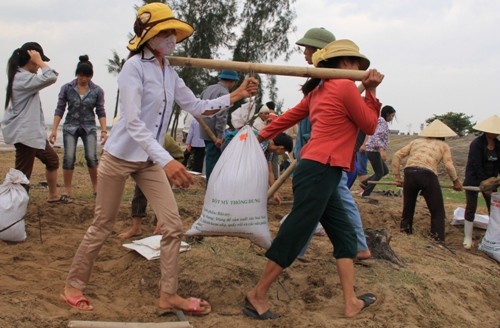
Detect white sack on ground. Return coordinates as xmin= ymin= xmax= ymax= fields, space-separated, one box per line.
xmin=123 ymin=235 xmax=191 ymax=260
xmin=479 ymin=193 xmax=500 ymax=262
xmin=185 ymin=125 xmax=272 ymax=249
xmin=450 ymin=207 xmax=489 ymax=230
xmin=0 ymin=168 xmax=29 ymax=242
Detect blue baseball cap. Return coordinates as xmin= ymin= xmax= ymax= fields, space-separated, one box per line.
xmin=218 ymin=70 xmax=239 ymax=81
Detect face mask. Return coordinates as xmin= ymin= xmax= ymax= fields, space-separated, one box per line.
xmin=149 ymin=34 xmax=176 ymax=56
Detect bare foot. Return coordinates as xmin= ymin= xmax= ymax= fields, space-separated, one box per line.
xmin=344 ymin=293 xmax=376 ymax=318
xmin=344 ymin=297 xmax=366 ymax=318
xmin=118 ymin=227 xmax=142 ymax=239
xmin=245 ymin=289 xmax=270 ymax=315
xmin=356 ymin=250 xmax=372 ymax=260
xmin=159 ymin=292 xmax=211 ymax=315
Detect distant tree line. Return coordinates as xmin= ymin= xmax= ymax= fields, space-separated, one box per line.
xmin=426 ymin=112 xmax=475 ymax=136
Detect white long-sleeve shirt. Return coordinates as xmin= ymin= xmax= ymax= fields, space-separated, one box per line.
xmin=105 ymin=49 xmax=231 ymax=167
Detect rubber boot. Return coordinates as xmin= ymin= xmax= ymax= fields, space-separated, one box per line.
xmin=463 ymin=220 xmax=473 ymax=249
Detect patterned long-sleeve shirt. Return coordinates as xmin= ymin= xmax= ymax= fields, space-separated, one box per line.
xmin=54 ymin=79 xmax=106 ymax=134
xmin=365 ymin=117 xmax=389 ymax=151
xmin=391 ymin=137 xmax=458 ymax=181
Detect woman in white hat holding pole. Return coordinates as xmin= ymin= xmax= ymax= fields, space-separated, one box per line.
xmin=463 ymin=115 xmax=500 ymax=249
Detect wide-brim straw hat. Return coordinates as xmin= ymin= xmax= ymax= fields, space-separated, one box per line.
xmin=420 ymin=119 xmax=457 ymax=138
xmin=311 ymin=39 xmax=370 ymax=70
xmin=473 ymin=115 xmax=500 ymax=134
xmin=127 ymin=3 xmax=194 ymax=51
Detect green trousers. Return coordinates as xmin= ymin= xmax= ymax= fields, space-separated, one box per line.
xmin=266 ymin=159 xmax=357 ymax=268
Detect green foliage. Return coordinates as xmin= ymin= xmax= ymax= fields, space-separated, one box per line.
xmin=106 ymin=50 xmax=126 ymax=118
xmin=171 ymin=0 xmax=239 ymax=96
xmin=115 ymin=0 xmax=297 ymax=136
xmin=426 ymin=112 xmax=474 ymax=136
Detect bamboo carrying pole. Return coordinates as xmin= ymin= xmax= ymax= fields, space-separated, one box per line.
xmin=170 ymin=56 xmax=368 ymax=196
xmin=67 ymin=321 xmax=192 ymax=328
xmin=267 ymin=160 xmax=297 ymax=198
xmin=167 ymin=56 xmax=367 ymax=80
xmin=194 ymin=116 xmax=217 ymax=143
xmin=367 ymin=180 xmax=481 ymax=192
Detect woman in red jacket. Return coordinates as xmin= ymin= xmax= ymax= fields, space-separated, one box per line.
xmin=244 ymin=39 xmax=384 ymax=319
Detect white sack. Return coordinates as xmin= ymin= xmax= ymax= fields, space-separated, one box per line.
xmin=185 ymin=125 xmax=272 ymax=249
xmin=123 ymin=235 xmax=191 ymax=260
xmin=450 ymin=207 xmax=489 ymax=230
xmin=479 ymin=192 xmax=500 ymax=262
xmin=0 ymin=168 xmax=29 ymax=242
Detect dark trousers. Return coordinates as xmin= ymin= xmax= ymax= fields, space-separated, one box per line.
xmin=401 ymin=167 xmax=446 ymax=241
xmin=182 ymin=147 xmax=205 ymax=173
xmin=131 ymin=185 xmax=148 ymax=218
xmin=14 ymin=141 xmax=59 ymax=192
xmin=464 ymin=190 xmax=493 ymax=222
xmin=362 ymin=151 xmax=388 ymax=196
xmin=204 ymin=141 xmax=221 ymax=182
xmin=265 ymin=160 xmax=357 ymax=269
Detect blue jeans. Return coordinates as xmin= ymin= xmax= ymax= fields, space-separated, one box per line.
xmin=299 ymin=171 xmax=368 ymax=256
xmin=356 ymin=152 xmax=368 ymax=176
xmin=63 ymin=127 xmax=98 ymax=170
xmin=345 ymin=158 xmax=358 ymax=189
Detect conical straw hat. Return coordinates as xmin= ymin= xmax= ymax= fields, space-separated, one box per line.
xmin=420 ymin=119 xmax=457 ymax=138
xmin=473 ymin=115 xmax=500 ymax=134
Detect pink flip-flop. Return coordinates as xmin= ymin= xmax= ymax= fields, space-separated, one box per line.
xmin=60 ymin=294 xmax=93 ymax=311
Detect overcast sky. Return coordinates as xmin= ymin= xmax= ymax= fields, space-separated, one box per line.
xmin=1 ymin=0 xmax=499 ymax=134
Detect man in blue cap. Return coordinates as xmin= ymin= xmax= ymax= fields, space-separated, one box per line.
xmin=199 ymin=70 xmax=239 ymax=181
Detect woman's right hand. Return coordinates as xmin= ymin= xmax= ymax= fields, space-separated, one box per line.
xmin=48 ymin=130 xmax=57 ymax=145
xmin=164 ymin=160 xmax=194 ymax=188
xmin=27 ymin=50 xmax=47 ymax=67
xmin=452 ymin=179 xmax=463 ymax=191
xmin=362 ymin=69 xmax=384 ymax=90
xmin=379 ymin=148 xmax=387 ymax=161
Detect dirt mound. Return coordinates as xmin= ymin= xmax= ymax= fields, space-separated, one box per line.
xmin=0 ymin=138 xmax=499 ymax=328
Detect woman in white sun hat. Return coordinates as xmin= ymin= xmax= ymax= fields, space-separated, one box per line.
xmin=392 ymin=119 xmax=463 ymax=242
xmin=62 ymin=2 xmax=258 ymax=313
xmin=463 ymin=115 xmax=500 ymax=249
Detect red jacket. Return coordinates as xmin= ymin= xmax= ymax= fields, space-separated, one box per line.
xmin=259 ymin=79 xmax=381 ymax=171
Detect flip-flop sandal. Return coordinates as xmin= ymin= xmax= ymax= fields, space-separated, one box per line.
xmin=48 ymin=195 xmax=73 ymax=204
xmin=358 ymin=293 xmax=376 ymax=312
xmin=242 ymin=307 xmax=279 ymax=320
xmin=60 ymin=294 xmax=93 ymax=311
xmin=243 ymin=297 xmax=279 ymax=320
